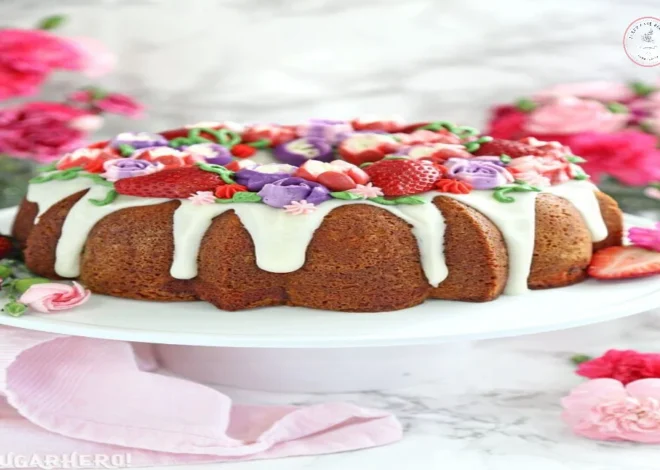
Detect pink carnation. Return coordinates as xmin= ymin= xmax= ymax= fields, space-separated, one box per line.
xmin=566 ymin=131 xmax=660 ymax=186
xmin=0 ymin=102 xmax=91 ymax=162
xmin=0 ymin=29 xmax=83 ymax=100
xmin=19 ymin=281 xmax=91 ymax=313
xmin=577 ymin=350 xmax=660 ymax=384
xmin=562 ymin=378 xmax=660 ymax=443
xmin=525 ymin=97 xmax=629 ymax=135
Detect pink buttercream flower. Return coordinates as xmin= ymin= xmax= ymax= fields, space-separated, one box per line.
xmin=283 ymin=200 xmax=317 ymax=215
xmin=0 ymin=102 xmax=92 ymax=162
xmin=188 ymin=191 xmax=216 ymax=206
xmin=349 ymin=183 xmax=384 ymax=199
xmin=629 ymin=224 xmax=660 ymax=253
xmin=566 ymin=131 xmax=660 ymax=186
xmin=0 ymin=29 xmax=83 ymax=100
xmin=562 ymin=378 xmax=660 ymax=442
xmin=534 ymin=81 xmax=636 ymax=103
xmin=525 ymin=97 xmax=629 ymax=135
xmin=507 ymin=154 xmax=574 ymax=185
xmin=19 ymin=281 xmax=91 ymax=313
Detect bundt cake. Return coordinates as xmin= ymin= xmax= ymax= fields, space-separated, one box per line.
xmin=11 ymin=119 xmax=623 ymax=312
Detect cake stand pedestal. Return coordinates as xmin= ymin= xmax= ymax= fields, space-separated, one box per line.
xmin=2 ymin=208 xmax=660 ymax=392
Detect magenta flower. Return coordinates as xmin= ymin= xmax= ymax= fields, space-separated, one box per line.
xmin=629 ymin=223 xmax=660 ymax=253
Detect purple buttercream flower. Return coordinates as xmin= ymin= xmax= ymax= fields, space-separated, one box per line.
xmin=110 ymin=132 xmax=168 ymax=150
xmin=445 ymin=157 xmax=515 ymax=189
xmin=257 ymin=177 xmax=331 ymax=208
xmin=296 ymin=119 xmax=353 ymax=144
xmin=273 ymin=138 xmax=334 ymax=166
xmin=235 ymin=163 xmax=297 ymax=191
xmin=101 ymin=158 xmax=164 ymax=182
xmin=184 ymin=143 xmax=232 ymax=165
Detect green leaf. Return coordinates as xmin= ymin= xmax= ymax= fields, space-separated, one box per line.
xmin=216 ymin=129 xmax=242 ymax=147
xmin=566 ymin=155 xmax=587 ymax=164
xmin=359 ymin=162 xmax=374 ymax=169
xmin=13 ymin=278 xmax=51 ymax=294
xmin=29 ymin=167 xmax=83 ymax=184
xmin=3 ymin=301 xmax=27 ymax=317
xmin=630 ymin=81 xmax=656 ymax=97
xmin=493 ymin=182 xmax=541 ymax=203
xmin=570 ymin=354 xmax=592 ymax=365
xmin=197 ymin=163 xmax=235 ymax=184
xmin=37 ymin=14 xmax=66 ymax=30
xmin=368 ymin=196 xmax=397 ymax=205
xmin=231 ymin=192 xmax=262 ymax=203
xmin=500 ymin=154 xmax=512 ymax=164
xmin=515 ymin=98 xmax=537 ymax=112
xmin=86 ymin=86 xmax=109 ymax=100
xmin=118 ymin=144 xmax=136 ymax=157
xmin=606 ymin=102 xmax=628 ymax=114
xmin=79 ymin=173 xmax=114 ymax=187
xmin=37 ymin=162 xmax=58 ymax=172
xmin=392 ymin=196 xmax=425 ymax=205
xmin=464 ymin=142 xmax=480 ymax=153
xmin=248 ymin=139 xmax=271 ymax=149
xmin=0 ymin=265 xmax=12 ymax=279
xmin=476 ymin=136 xmax=493 ymax=144
xmin=89 ymin=189 xmax=118 ymax=206
xmin=330 ymin=191 xmax=362 ymax=200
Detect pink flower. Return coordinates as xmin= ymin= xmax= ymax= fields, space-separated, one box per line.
xmin=57 ymin=147 xmax=117 ymax=173
xmin=562 ymin=378 xmax=660 ymax=442
xmin=69 ymin=90 xmax=143 ymax=118
xmin=629 ymin=223 xmax=660 ymax=252
xmin=487 ymin=105 xmax=528 ymax=140
xmin=66 ymin=37 xmax=115 ymax=77
xmin=0 ymin=29 xmax=84 ymax=100
xmin=566 ymin=131 xmax=660 ymax=186
xmin=188 ymin=191 xmax=216 ymax=206
xmin=507 ymin=154 xmax=574 ymax=185
xmin=349 ymin=183 xmax=384 ymax=199
xmin=577 ymin=350 xmax=660 ymax=384
xmin=525 ymin=97 xmax=629 ymax=135
xmin=0 ymin=102 xmax=92 ymax=162
xmin=19 ymin=281 xmax=91 ymax=313
xmin=283 ymin=200 xmax=317 ymax=215
xmin=534 ymin=81 xmax=636 ymax=103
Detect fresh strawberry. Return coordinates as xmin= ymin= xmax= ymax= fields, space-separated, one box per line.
xmin=364 ymin=159 xmax=442 ymax=196
xmin=588 ymin=246 xmax=660 ymax=280
xmin=473 ymin=138 xmax=548 ymax=158
xmin=115 ymin=166 xmax=225 ymax=199
xmin=0 ymin=236 xmax=12 ymax=260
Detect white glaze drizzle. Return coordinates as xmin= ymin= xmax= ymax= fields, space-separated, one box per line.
xmin=546 ymin=180 xmax=608 ymax=242
xmin=170 ymin=195 xmax=448 ymax=287
xmin=54 ymin=186 xmax=170 ymax=278
xmin=26 ymin=178 xmax=609 ymax=294
xmin=26 ymin=177 xmax=94 ymax=223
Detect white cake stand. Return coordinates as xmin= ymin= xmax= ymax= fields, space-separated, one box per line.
xmin=1 ymin=207 xmax=659 ymax=392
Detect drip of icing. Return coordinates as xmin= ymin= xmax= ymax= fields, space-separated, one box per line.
xmin=170 ymin=196 xmax=449 ymax=287
xmin=546 ymin=180 xmax=608 ymax=242
xmin=442 ymin=189 xmax=539 ymax=295
xmin=26 ymin=177 xmax=94 ymax=223
xmin=55 ymin=186 xmax=170 ymax=278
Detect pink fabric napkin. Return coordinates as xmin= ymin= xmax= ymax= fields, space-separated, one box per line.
xmin=0 ymin=326 xmax=402 ymax=467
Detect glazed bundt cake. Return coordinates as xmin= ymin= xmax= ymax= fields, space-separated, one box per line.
xmin=12 ymin=119 xmax=623 ymax=312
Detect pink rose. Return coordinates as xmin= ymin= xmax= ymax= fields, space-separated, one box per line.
xmin=0 ymin=102 xmax=92 ymax=162
xmin=562 ymin=378 xmax=660 ymax=443
xmin=534 ymin=81 xmax=636 ymax=103
xmin=0 ymin=29 xmax=83 ymax=100
xmin=525 ymin=97 xmax=629 ymax=135
xmin=19 ymin=281 xmax=91 ymax=313
xmin=566 ymin=131 xmax=660 ymax=186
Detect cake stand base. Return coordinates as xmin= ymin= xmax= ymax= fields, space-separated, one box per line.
xmin=154 ymin=343 xmax=472 ymax=393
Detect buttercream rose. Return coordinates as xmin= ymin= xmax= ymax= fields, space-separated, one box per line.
xmin=235 ymin=163 xmax=297 ymax=191
xmin=525 ymin=97 xmax=628 ymax=134
xmin=507 ymin=154 xmax=573 ymax=185
xmin=258 ymin=177 xmax=331 ymax=208
xmin=101 ymin=158 xmax=164 ymax=182
xmin=445 ymin=157 xmax=514 ymax=189
xmin=19 ymin=281 xmax=91 ymax=313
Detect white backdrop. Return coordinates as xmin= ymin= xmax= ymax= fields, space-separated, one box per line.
xmin=5 ymin=0 xmax=660 ymax=137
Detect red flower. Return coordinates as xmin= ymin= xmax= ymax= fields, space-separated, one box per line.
xmin=214 ymin=183 xmax=248 ymax=199
xmin=486 ymin=105 xmax=528 ymax=140
xmin=434 ymin=179 xmax=472 ymax=194
xmin=566 ymin=131 xmax=660 ymax=186
xmin=576 ymin=350 xmax=660 ymax=384
xmin=231 ymin=144 xmax=257 ymax=158
xmin=56 ymin=147 xmax=116 ymax=173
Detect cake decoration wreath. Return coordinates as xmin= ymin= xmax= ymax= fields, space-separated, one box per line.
xmin=28 ymin=118 xmax=591 ymax=211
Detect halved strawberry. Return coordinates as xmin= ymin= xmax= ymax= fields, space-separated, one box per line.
xmin=588 ymin=246 xmax=660 ymax=280
xmin=364 ymin=159 xmax=441 ymax=196
xmin=115 ymin=166 xmax=225 ymax=199
xmin=473 ymin=138 xmax=548 ymax=158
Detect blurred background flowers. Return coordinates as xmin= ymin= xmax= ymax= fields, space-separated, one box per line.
xmin=0 ymin=15 xmax=142 ymax=207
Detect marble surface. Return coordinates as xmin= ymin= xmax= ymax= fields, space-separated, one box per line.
xmin=4 ymin=0 xmax=660 ymax=138
xmin=150 ymin=309 xmax=660 ymax=470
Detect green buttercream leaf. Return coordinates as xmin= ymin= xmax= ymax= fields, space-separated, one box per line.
xmin=392 ymin=196 xmax=425 ymax=205
xmin=457 ymin=126 xmax=480 ymax=137
xmin=382 ymin=156 xmax=409 ymax=161
xmin=216 ymin=129 xmax=241 ymax=147
xmin=566 ymin=155 xmax=587 ymax=164
xmin=89 ymin=189 xmax=118 ymax=206
xmin=515 ymin=98 xmax=537 ymax=112
xmin=493 ymin=182 xmax=541 ymax=203
xmin=359 ymin=162 xmax=374 ymax=168
xmin=196 ymin=162 xmax=235 ymax=184
xmin=29 ymin=168 xmax=83 ymax=184
xmin=3 ymin=302 xmax=27 ymax=317
xmin=37 ymin=14 xmax=66 ymax=30
xmin=37 ymin=162 xmax=58 ymax=172
xmin=476 ymin=136 xmax=493 ymax=144
xmin=464 ymin=142 xmax=480 ymax=153
xmin=368 ymin=196 xmax=397 ymax=205
xmin=330 ymin=191 xmax=362 ymax=200
xmin=79 ymin=173 xmax=114 ymax=187
xmin=500 ymin=154 xmax=512 ymax=164
xmin=248 ymin=139 xmax=271 ymax=149
xmin=231 ymin=192 xmax=262 ymax=203
xmin=118 ymin=144 xmax=136 ymax=157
